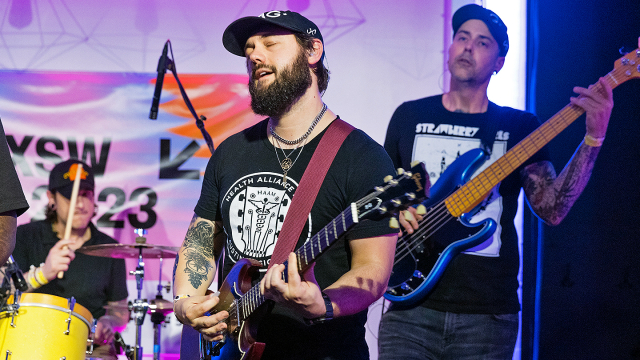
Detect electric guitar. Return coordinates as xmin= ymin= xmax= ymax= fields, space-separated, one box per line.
xmin=181 ymin=162 xmax=428 ymax=360
xmin=384 ymin=47 xmax=640 ymax=308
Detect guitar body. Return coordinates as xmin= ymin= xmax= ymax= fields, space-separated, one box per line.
xmin=385 ymin=148 xmax=498 ymax=308
xmin=180 ymin=258 xmax=266 ymax=360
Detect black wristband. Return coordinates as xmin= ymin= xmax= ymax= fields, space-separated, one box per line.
xmin=304 ymin=292 xmax=333 ymax=325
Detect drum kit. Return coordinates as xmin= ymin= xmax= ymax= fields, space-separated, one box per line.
xmin=0 ymin=229 xmax=180 ymax=360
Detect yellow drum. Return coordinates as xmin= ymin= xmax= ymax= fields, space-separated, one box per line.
xmin=0 ymin=293 xmax=94 ymax=360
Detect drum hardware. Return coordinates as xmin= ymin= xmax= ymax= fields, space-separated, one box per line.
xmin=128 ymin=229 xmax=151 ymax=360
xmin=1 ymin=256 xmax=27 ymax=328
xmin=65 ymin=297 xmax=77 ymax=335
xmin=148 ymin=256 xmax=174 ymax=360
xmin=87 ymin=319 xmax=97 ymax=356
xmin=5 ymin=289 xmax=21 ymax=328
xmin=77 ymin=228 xmax=179 ymax=360
xmin=114 ymin=331 xmax=134 ymax=360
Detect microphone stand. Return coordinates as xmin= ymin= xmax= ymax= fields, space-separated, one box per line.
xmin=149 ymin=40 xmax=215 ymax=155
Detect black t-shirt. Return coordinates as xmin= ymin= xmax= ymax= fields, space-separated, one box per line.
xmin=195 ymin=118 xmax=397 ymax=359
xmin=384 ymin=95 xmax=551 ymax=314
xmin=0 ymin=119 xmax=28 ymax=216
xmin=13 ymin=220 xmax=128 ymax=319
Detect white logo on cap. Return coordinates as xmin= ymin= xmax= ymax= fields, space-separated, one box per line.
xmin=259 ymin=10 xmax=287 ymax=19
xmin=307 ymin=28 xmax=316 ymax=36
xmin=489 ymin=13 xmax=502 ymax=26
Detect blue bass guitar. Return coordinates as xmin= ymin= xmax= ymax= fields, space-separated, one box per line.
xmin=384 ymin=48 xmax=640 ymax=307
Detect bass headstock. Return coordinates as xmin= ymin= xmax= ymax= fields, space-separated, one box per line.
xmin=357 ymin=161 xmax=430 ymax=223
xmin=610 ymin=45 xmax=640 ymax=88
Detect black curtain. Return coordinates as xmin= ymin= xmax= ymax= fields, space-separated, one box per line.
xmin=526 ymin=0 xmax=640 ymax=359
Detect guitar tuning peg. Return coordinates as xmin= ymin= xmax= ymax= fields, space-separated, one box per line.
xmin=619 ymin=46 xmax=632 ymax=56
xmin=383 ymin=175 xmax=393 ymax=183
xmin=396 ymin=168 xmax=405 ymax=175
xmin=403 ymin=210 xmax=414 ymax=221
xmin=416 ymin=204 xmax=426 ymax=215
xmin=389 ymin=217 xmax=399 ymax=229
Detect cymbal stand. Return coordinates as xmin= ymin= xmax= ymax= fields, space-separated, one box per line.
xmin=149 ymin=257 xmax=171 ymax=360
xmin=129 ymin=229 xmax=149 ymax=360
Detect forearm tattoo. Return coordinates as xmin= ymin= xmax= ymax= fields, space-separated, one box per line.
xmin=183 ymin=218 xmax=217 ymax=259
xmin=183 ymin=248 xmax=213 ymax=289
xmin=523 ymin=144 xmax=600 ymax=224
xmin=180 ymin=216 xmax=222 ymax=289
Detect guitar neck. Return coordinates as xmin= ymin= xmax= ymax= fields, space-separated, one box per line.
xmin=445 ymin=70 xmax=624 ymax=217
xmin=235 ymin=204 xmax=359 ymax=322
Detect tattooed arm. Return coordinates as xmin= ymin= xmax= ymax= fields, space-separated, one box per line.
xmin=522 ymin=77 xmax=613 ymax=225
xmin=172 ymin=214 xmax=228 ymax=341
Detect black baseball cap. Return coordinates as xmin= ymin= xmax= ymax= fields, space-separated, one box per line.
xmin=452 ymin=4 xmax=509 ymax=57
xmin=223 ymin=10 xmax=324 ymax=58
xmin=48 ymin=159 xmax=95 ymax=199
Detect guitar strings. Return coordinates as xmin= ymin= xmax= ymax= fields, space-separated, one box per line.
xmin=393 ymin=200 xmax=452 ymax=264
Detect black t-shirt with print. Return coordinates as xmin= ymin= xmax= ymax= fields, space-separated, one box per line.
xmin=384 ymin=94 xmax=551 ymax=314
xmin=13 ymin=220 xmax=128 ymax=319
xmin=195 ymin=118 xmax=397 ymax=360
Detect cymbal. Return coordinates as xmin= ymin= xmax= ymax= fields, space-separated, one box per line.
xmin=77 ymin=243 xmax=179 ymax=259
xmin=102 ymin=298 xmax=174 ymax=315
xmin=148 ymin=298 xmax=174 ymax=315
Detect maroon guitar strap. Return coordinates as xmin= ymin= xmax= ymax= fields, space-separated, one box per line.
xmin=267 ymin=118 xmax=354 ymax=269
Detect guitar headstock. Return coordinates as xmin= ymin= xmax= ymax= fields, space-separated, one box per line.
xmin=611 ymin=47 xmax=640 ymax=86
xmin=357 ymin=161 xmax=429 ymax=223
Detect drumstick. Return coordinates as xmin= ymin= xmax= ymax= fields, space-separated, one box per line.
xmin=58 ymin=163 xmax=83 ymax=279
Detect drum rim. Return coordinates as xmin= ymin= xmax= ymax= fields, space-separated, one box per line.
xmin=14 ymin=302 xmax=92 ymax=329
xmin=5 ymin=293 xmax=94 ymax=328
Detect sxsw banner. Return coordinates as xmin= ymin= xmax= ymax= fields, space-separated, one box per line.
xmin=1 ymin=70 xmax=261 ymax=283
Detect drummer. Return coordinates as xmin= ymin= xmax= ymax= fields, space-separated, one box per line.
xmin=11 ymin=159 xmax=129 ymax=360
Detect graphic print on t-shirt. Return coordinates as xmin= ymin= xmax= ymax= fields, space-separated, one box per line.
xmin=412 ymin=134 xmax=507 ymax=257
xmin=221 ymin=172 xmax=311 ymax=268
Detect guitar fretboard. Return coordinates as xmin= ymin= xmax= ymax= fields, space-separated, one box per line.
xmin=445 ymin=67 xmax=627 ymax=217
xmin=234 ymin=203 xmax=358 ymax=322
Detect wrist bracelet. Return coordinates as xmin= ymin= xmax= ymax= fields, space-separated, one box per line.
xmin=304 ymin=292 xmax=334 ymax=325
xmin=28 ymin=269 xmax=41 ymax=289
xmin=584 ymin=134 xmax=605 ymax=147
xmin=35 ymin=267 xmax=49 ymax=286
xmin=173 ymin=294 xmax=191 ymax=304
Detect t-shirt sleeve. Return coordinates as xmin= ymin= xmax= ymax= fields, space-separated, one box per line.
xmin=194 ymin=143 xmax=227 ymax=222
xmin=344 ymin=131 xmax=403 ymax=241
xmin=0 ymin=120 xmax=29 ymax=216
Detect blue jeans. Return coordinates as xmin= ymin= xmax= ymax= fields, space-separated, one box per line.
xmin=378 ymin=306 xmax=518 ymax=360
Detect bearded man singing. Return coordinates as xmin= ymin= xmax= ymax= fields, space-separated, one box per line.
xmin=172 ymin=10 xmax=399 ymax=360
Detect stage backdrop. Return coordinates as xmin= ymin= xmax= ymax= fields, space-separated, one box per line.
xmin=1 ymin=0 xmax=526 ymax=358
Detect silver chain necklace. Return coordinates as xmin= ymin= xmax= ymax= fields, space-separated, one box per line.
xmin=270 ymin=103 xmax=327 ymax=146
xmin=273 ymin=135 xmax=308 ymax=185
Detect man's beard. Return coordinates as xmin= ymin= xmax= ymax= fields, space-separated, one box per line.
xmin=248 ymin=49 xmax=312 ymax=118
